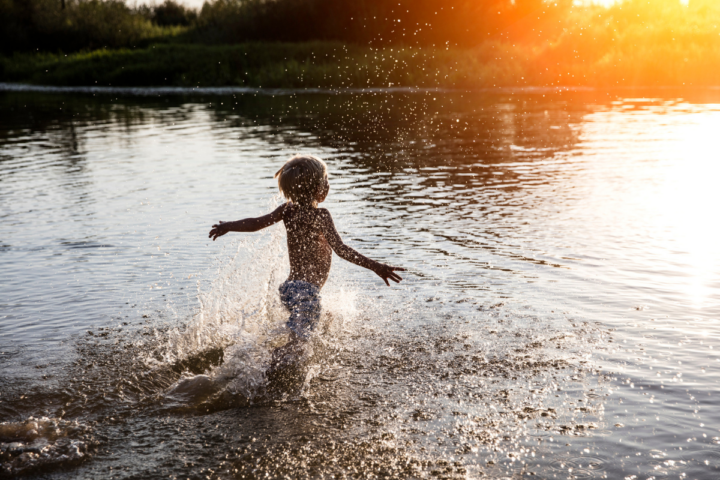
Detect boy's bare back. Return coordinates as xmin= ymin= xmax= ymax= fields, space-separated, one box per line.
xmin=208 ymin=155 xmax=404 ymax=289
xmin=208 ymin=154 xmax=403 ymax=346
xmin=283 ymin=204 xmax=332 ymax=287
xmin=209 ymin=201 xmax=402 ymax=288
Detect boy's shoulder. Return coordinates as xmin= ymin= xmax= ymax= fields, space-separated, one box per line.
xmin=315 ymin=207 xmax=333 ymax=222
xmin=281 ymin=204 xmax=331 ymax=222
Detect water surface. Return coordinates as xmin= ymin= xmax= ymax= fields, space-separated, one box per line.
xmin=1 ymin=88 xmax=719 ymax=478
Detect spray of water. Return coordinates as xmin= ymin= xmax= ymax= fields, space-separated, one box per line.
xmin=155 ymin=197 xmax=362 ymax=405
xmin=0 ymin=417 xmax=96 ymax=476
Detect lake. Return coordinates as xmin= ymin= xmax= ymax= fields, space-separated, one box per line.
xmin=1 ymin=86 xmax=719 ymax=478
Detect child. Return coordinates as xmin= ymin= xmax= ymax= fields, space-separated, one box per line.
xmin=208 ymin=154 xmax=404 ymax=343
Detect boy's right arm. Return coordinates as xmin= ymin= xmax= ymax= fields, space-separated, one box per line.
xmin=209 ymin=204 xmax=286 ymax=241
xmin=318 ymin=209 xmax=404 ymax=286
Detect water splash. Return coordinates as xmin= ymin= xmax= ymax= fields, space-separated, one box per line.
xmin=155 ymin=197 xmax=361 ymax=406
xmin=0 ymin=417 xmax=96 ymax=476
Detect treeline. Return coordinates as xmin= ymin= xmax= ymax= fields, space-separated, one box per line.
xmin=3 ymin=0 xmax=718 ymax=53
xmin=195 ymin=0 xmax=572 ymax=46
xmin=1 ymin=0 xmax=581 ymax=53
xmin=2 ymin=0 xmax=720 ymax=87
xmin=0 ymin=0 xmax=196 ymax=53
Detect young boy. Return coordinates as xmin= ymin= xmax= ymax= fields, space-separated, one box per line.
xmin=208 ymin=154 xmax=404 ymax=343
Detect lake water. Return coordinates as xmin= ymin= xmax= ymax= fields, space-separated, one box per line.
xmin=1 ymin=87 xmax=719 ymax=479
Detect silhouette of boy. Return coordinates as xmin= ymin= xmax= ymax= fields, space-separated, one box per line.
xmin=209 ymin=154 xmax=404 ymax=346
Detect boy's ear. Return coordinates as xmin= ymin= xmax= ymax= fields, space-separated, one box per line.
xmin=316 ymin=179 xmax=329 ymax=202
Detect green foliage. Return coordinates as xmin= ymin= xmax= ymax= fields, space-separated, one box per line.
xmin=531 ymin=0 xmax=720 ymax=86
xmin=143 ymin=0 xmax=197 ymax=27
xmin=1 ymin=0 xmax=720 ymax=87
xmin=190 ymin=0 xmax=572 ymax=46
xmin=0 ymin=43 xmax=524 ymax=88
xmin=0 ymin=0 xmax=189 ymax=53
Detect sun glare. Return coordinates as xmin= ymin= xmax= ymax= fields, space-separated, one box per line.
xmin=659 ymin=113 xmax=720 ymax=308
xmin=580 ymin=102 xmax=720 ymax=312
xmin=589 ymin=0 xmax=689 ymax=6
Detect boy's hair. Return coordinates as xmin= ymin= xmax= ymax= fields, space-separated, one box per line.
xmin=274 ymin=154 xmax=328 ymax=205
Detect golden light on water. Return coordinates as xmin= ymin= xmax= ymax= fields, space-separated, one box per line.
xmin=579 ymin=101 xmax=720 ymax=311
xmin=659 ymin=112 xmax=720 ymax=308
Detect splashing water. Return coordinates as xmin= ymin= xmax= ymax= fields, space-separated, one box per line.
xmin=0 ymin=417 xmax=96 ymax=476
xmin=155 ymin=196 xmax=362 ymax=406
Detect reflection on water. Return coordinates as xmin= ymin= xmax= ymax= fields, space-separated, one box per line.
xmin=0 ymin=88 xmax=719 ymax=478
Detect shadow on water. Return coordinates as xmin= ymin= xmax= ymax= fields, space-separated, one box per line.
xmin=2 ymin=89 xmax=585 ymax=163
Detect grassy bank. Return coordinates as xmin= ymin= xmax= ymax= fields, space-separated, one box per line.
xmin=0 ymin=42 xmax=519 ymax=89
xmin=3 ymin=38 xmax=720 ymax=89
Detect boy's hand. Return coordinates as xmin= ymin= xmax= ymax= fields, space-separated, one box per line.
xmin=209 ymin=221 xmax=230 ymax=241
xmin=373 ymin=263 xmax=405 ymax=286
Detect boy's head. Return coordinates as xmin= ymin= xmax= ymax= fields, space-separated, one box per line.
xmin=274 ymin=154 xmax=329 ymax=206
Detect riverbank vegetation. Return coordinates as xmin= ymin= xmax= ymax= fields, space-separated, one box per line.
xmin=1 ymin=0 xmax=719 ymax=88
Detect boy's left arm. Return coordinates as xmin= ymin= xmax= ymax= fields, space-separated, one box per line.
xmin=319 ymin=209 xmax=404 ymax=286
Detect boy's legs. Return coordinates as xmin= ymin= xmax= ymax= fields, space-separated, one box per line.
xmin=269 ymin=280 xmax=321 ymax=374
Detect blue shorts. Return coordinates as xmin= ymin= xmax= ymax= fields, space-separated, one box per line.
xmin=279 ymin=280 xmax=321 ymax=339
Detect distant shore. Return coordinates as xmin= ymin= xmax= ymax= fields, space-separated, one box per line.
xmin=7 ymin=83 xmax=720 ymax=99
xmin=2 ymin=42 xmax=719 ymax=90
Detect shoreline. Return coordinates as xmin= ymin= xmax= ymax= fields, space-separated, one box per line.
xmin=0 ymin=82 xmax=593 ymax=96
xmin=4 ymin=42 xmax=720 ymax=93
xmin=2 ymin=82 xmax=719 ymax=97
